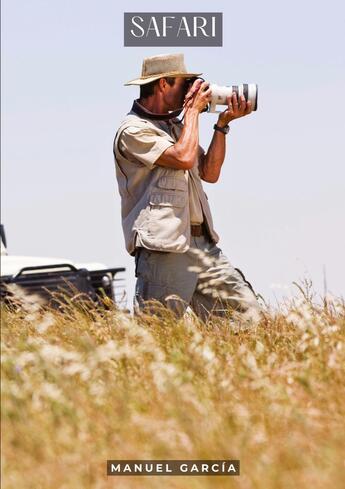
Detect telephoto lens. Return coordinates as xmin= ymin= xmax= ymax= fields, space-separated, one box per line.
xmin=209 ymin=83 xmax=258 ymax=113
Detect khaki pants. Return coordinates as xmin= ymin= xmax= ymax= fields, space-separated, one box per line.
xmin=134 ymin=236 xmax=261 ymax=325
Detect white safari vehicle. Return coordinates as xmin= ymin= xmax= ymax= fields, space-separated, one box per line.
xmin=0 ymin=225 xmax=126 ymax=308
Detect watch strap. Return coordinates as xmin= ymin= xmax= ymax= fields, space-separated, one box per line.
xmin=213 ymin=124 xmax=230 ymax=135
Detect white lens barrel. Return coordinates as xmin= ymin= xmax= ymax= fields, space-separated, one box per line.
xmin=248 ymin=84 xmax=258 ymax=110
xmin=209 ymin=83 xmax=258 ymax=113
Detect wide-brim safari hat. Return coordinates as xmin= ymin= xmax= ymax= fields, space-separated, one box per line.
xmin=124 ymin=53 xmax=202 ymax=86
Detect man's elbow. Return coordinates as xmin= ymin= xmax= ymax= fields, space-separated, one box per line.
xmin=174 ymin=151 xmax=194 ymax=170
xmin=156 ymin=149 xmax=194 ymax=170
xmin=181 ymin=159 xmax=194 ymax=170
xmin=201 ymin=174 xmax=219 ymax=183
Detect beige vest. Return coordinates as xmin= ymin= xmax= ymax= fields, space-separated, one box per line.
xmin=113 ymin=112 xmax=219 ymax=256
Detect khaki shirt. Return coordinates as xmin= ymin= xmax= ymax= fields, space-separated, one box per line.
xmin=114 ymin=110 xmax=219 ymax=255
xmin=120 ymin=119 xmax=204 ymax=225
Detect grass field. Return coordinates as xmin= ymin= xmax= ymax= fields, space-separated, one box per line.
xmin=1 ymin=284 xmax=345 ymax=489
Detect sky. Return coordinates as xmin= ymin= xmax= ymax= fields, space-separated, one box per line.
xmin=1 ymin=0 xmax=345 ymax=308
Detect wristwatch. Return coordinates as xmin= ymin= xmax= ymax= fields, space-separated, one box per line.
xmin=213 ymin=123 xmax=230 ymax=135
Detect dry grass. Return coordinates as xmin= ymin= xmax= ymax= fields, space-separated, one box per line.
xmin=1 ymin=284 xmax=345 ymax=489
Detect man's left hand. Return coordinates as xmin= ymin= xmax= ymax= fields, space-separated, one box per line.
xmin=217 ymin=92 xmax=253 ymax=128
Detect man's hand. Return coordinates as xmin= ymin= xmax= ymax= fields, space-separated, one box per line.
xmin=217 ymin=92 xmax=253 ymax=127
xmin=184 ymin=79 xmax=212 ymax=113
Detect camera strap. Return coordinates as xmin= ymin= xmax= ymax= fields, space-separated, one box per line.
xmin=131 ymin=99 xmax=183 ymax=121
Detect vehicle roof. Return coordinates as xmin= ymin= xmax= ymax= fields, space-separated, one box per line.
xmin=1 ymin=255 xmax=107 ymax=277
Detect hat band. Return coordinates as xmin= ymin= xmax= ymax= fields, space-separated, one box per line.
xmin=140 ymin=70 xmax=187 ymax=79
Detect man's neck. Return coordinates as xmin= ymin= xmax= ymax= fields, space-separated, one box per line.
xmin=138 ymin=97 xmax=169 ymax=114
xmin=132 ymin=99 xmax=183 ymax=121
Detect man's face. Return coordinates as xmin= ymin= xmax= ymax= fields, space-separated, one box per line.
xmin=162 ymin=77 xmax=190 ymax=110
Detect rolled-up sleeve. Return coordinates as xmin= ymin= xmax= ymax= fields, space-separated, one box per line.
xmin=119 ymin=127 xmax=174 ymax=170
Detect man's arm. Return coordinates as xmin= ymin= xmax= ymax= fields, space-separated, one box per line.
xmin=199 ymin=93 xmax=253 ymax=183
xmin=155 ymin=80 xmax=211 ymax=170
xmin=198 ymin=130 xmax=226 ymax=183
xmin=155 ymin=108 xmax=200 ymax=170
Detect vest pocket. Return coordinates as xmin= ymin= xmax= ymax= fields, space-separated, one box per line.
xmin=157 ymin=176 xmax=187 ymax=191
xmin=149 ymin=192 xmax=186 ymax=208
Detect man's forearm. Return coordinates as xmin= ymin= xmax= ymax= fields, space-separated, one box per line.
xmin=156 ymin=108 xmax=200 ymax=170
xmin=174 ymin=108 xmax=200 ymax=167
xmin=200 ymin=130 xmax=226 ymax=183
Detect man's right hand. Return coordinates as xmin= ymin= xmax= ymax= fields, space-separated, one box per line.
xmin=184 ymin=79 xmax=212 ymax=113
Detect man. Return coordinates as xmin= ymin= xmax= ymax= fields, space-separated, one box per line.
xmin=114 ymin=53 xmax=261 ymax=325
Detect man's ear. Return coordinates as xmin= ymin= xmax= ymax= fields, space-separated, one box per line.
xmin=157 ymin=78 xmax=167 ymax=93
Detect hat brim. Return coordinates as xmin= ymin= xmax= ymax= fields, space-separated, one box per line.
xmin=124 ymin=71 xmax=202 ymax=86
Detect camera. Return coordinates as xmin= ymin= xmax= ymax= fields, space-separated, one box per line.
xmin=183 ymin=78 xmax=258 ymax=113
xmin=209 ymin=84 xmax=258 ymax=113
